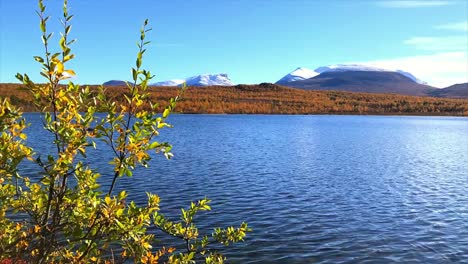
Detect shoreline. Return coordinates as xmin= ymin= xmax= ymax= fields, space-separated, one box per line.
xmin=18 ymin=111 xmax=468 ymax=117
xmin=2 ymin=83 xmax=467 ymax=117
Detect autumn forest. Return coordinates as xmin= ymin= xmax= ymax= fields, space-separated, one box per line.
xmin=1 ymin=83 xmax=467 ymax=116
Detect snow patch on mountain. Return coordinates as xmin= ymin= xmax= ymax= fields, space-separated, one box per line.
xmin=276 ymin=67 xmax=319 ymax=84
xmin=396 ymin=70 xmax=427 ymax=84
xmin=185 ymin=73 xmax=233 ymax=86
xmin=315 ymin=64 xmax=390 ymax=73
xmin=152 ymin=73 xmax=234 ymax=86
xmin=316 ymin=64 xmax=426 ymax=84
xmin=152 ymin=79 xmax=186 ymax=86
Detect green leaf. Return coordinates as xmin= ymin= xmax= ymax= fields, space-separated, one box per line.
xmin=38 ymin=0 xmax=45 ymax=12
xmin=40 ymin=72 xmax=49 ymax=79
xmin=15 ymin=73 xmax=23 ymax=82
xmin=67 ymin=39 xmax=77 ymax=46
xmin=51 ymin=52 xmax=61 ymax=60
xmin=63 ymin=5 xmax=68 ymax=18
xmin=118 ymin=167 xmax=125 ymax=177
xmin=148 ymin=141 xmax=160 ymax=149
xmin=117 ymin=190 xmax=127 ymax=200
xmin=40 ymin=21 xmax=46 ymax=32
xmin=136 ymin=57 xmax=142 ymax=68
xmin=132 ymin=68 xmax=137 ymax=81
xmin=59 ymin=36 xmax=66 ymax=51
xmin=34 ymin=56 xmax=44 ymax=63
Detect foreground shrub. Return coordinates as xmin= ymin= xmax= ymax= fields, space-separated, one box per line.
xmin=0 ymin=1 xmax=250 ymax=263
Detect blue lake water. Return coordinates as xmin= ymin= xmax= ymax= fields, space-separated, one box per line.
xmin=22 ymin=114 xmax=468 ymax=263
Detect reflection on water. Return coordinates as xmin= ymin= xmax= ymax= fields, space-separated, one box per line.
xmin=22 ymin=114 xmax=468 ymax=263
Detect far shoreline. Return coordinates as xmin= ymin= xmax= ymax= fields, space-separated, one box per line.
xmin=19 ymin=112 xmax=468 ymax=117
xmin=2 ymin=83 xmax=467 ymax=117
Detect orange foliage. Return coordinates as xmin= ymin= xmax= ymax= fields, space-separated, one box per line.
xmin=1 ymin=83 xmax=467 ymax=116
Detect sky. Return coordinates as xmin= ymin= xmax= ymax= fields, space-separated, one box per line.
xmin=0 ymin=0 xmax=467 ymax=88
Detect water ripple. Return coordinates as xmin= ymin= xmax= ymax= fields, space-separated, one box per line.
xmin=21 ymin=114 xmax=468 ymax=263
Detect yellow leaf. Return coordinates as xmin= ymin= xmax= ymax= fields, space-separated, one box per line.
xmin=65 ymin=69 xmax=76 ymax=76
xmin=64 ymin=54 xmax=75 ymax=62
xmin=56 ymin=62 xmax=64 ymax=74
xmin=162 ymin=108 xmax=170 ymax=118
xmin=105 ymin=196 xmax=111 ymax=205
xmin=142 ymin=241 xmax=152 ymax=249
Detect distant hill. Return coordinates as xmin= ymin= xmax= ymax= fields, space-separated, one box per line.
xmin=283 ymin=71 xmax=437 ymax=96
xmin=429 ymin=83 xmax=468 ymax=98
xmin=103 ymin=80 xmax=128 ymax=86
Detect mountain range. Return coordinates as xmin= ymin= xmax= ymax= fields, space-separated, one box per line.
xmin=104 ymin=73 xmax=234 ymax=87
xmin=103 ymin=64 xmax=467 ymax=98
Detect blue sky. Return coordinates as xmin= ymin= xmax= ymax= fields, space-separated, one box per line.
xmin=1 ymin=0 xmax=467 ymax=87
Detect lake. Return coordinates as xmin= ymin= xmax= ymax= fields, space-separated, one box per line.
xmin=23 ymin=114 xmax=468 ymax=263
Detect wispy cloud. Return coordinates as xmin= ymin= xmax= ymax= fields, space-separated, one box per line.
xmin=404 ymin=36 xmax=467 ymax=51
xmin=435 ymin=21 xmax=468 ymax=31
xmin=378 ymin=1 xmax=452 ymax=8
xmin=356 ymin=52 xmax=468 ymax=88
xmin=372 ymin=2 xmax=466 ymax=87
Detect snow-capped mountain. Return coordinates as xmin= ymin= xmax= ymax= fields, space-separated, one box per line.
xmin=283 ymin=70 xmax=436 ymax=96
xmin=152 ymin=73 xmax=234 ymax=86
xmin=185 ymin=73 xmax=233 ymax=86
xmin=276 ymin=67 xmax=319 ymax=85
xmin=277 ymin=64 xmax=436 ymax=96
xmin=276 ymin=64 xmax=426 ymax=85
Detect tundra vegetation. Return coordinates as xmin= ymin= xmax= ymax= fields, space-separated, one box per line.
xmin=0 ymin=0 xmax=250 ymax=263
xmin=1 ymin=84 xmax=467 ymax=116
